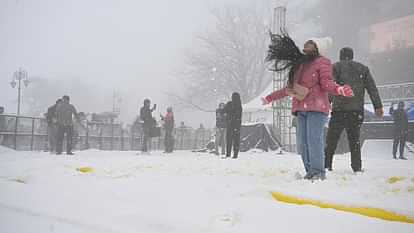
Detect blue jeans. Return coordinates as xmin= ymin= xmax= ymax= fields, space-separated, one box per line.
xmin=297 ymin=111 xmax=328 ymax=177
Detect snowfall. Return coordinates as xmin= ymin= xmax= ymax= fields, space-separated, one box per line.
xmin=1 ymin=140 xmax=414 ymax=233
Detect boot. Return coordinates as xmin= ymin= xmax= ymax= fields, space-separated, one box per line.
xmin=399 ymin=156 xmax=408 ymax=160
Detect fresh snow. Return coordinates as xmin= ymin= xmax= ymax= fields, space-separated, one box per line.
xmin=0 ymin=144 xmax=414 ymax=233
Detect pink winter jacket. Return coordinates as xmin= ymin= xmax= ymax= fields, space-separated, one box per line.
xmin=265 ymin=56 xmax=340 ymax=115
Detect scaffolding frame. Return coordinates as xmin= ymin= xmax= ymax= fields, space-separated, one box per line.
xmin=271 ymin=6 xmax=295 ymax=152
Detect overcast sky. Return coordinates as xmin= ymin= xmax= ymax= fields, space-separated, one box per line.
xmin=0 ymin=0 xmax=316 ymax=127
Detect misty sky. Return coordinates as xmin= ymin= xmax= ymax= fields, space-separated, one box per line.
xmin=0 ymin=0 xmax=316 ymax=127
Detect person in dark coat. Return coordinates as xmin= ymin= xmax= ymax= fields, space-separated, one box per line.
xmin=224 ymin=92 xmax=242 ymax=159
xmin=161 ymin=107 xmax=174 ymax=153
xmin=390 ymin=101 xmax=409 ymax=160
xmin=46 ymin=99 xmax=62 ymax=153
xmin=140 ymin=99 xmax=156 ymax=153
xmin=325 ymin=47 xmax=383 ymax=172
xmin=56 ymin=95 xmax=81 ymax=155
xmin=215 ymin=103 xmax=227 ymax=155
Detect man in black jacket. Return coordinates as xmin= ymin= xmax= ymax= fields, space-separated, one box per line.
xmin=140 ymin=99 xmax=156 ymax=153
xmin=46 ymin=99 xmax=62 ymax=153
xmin=56 ymin=96 xmax=81 ymax=155
xmin=325 ymin=47 xmax=383 ymax=172
xmin=390 ymin=101 xmax=409 ymax=160
xmin=215 ymin=103 xmax=227 ymax=155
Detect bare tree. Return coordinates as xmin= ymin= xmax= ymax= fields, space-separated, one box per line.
xmin=179 ymin=3 xmax=272 ymax=109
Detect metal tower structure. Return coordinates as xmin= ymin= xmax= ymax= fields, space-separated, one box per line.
xmin=272 ymin=6 xmax=294 ymax=152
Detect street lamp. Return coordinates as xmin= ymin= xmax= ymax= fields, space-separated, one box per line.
xmin=10 ymin=67 xmax=29 ymax=115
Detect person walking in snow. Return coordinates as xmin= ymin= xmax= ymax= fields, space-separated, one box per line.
xmin=224 ymin=92 xmax=242 ymax=159
xmin=46 ymin=99 xmax=62 ymax=153
xmin=325 ymin=47 xmax=383 ymax=172
xmin=215 ymin=103 xmax=227 ymax=155
xmin=56 ymin=95 xmax=83 ymax=155
xmin=262 ymin=34 xmax=353 ymax=180
xmin=390 ymin=101 xmax=408 ymax=160
xmin=161 ymin=107 xmax=175 ymax=153
xmin=140 ymin=99 xmax=156 ymax=153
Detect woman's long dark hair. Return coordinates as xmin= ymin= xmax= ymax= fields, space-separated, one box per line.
xmin=266 ymin=32 xmax=319 ymax=87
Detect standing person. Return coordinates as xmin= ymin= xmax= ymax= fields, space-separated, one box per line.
xmin=0 ymin=106 xmax=5 ymax=146
xmin=262 ymin=34 xmax=353 ymax=180
xmin=325 ymin=47 xmax=384 ymax=172
xmin=56 ymin=95 xmax=81 ymax=155
xmin=390 ymin=101 xmax=408 ymax=160
xmin=224 ymin=92 xmax=243 ymax=159
xmin=215 ymin=103 xmax=227 ymax=155
xmin=161 ymin=107 xmax=175 ymax=153
xmin=46 ymin=99 xmax=62 ymax=153
xmin=140 ymin=99 xmax=156 ymax=153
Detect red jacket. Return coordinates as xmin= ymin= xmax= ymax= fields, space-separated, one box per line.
xmin=265 ymin=56 xmax=340 ymax=115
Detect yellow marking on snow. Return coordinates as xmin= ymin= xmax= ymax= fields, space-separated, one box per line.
xmin=407 ymin=186 xmax=414 ymax=193
xmin=76 ymin=167 xmax=94 ymax=173
xmin=391 ymin=188 xmax=401 ymax=193
xmin=411 ymin=177 xmax=414 ymax=183
xmin=271 ymin=191 xmax=414 ymax=224
xmin=387 ymin=176 xmax=405 ymax=184
xmin=11 ymin=178 xmax=26 ymax=184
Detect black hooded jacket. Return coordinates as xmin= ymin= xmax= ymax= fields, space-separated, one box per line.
xmin=330 ymin=48 xmax=383 ymax=112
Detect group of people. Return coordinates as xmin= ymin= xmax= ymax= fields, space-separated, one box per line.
xmin=138 ymin=92 xmax=244 ymax=158
xmin=139 ymin=98 xmax=175 ymax=154
xmin=214 ymin=92 xmax=243 ymax=159
xmin=262 ymin=33 xmax=409 ymax=180
xmin=46 ymin=95 xmax=83 ymax=155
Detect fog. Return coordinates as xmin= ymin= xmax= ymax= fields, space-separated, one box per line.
xmin=0 ymin=0 xmax=218 ymax=125
xmin=2 ymin=0 xmax=410 ymax=128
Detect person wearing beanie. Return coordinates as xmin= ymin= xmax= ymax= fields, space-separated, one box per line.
xmin=160 ymin=107 xmax=175 ymax=153
xmin=325 ymin=47 xmax=384 ymax=172
xmin=262 ymin=33 xmax=354 ymax=181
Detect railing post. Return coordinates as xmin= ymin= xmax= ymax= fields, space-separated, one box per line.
xmin=99 ymin=126 xmax=103 ymax=150
xmin=110 ymin=120 xmax=114 ymax=151
xmin=30 ymin=118 xmax=35 ymax=151
xmin=85 ymin=121 xmax=90 ymax=149
xmin=120 ymin=129 xmax=124 ymax=151
xmin=13 ymin=116 xmax=18 ymax=150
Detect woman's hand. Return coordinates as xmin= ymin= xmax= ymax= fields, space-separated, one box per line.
xmin=261 ymin=97 xmax=270 ymax=105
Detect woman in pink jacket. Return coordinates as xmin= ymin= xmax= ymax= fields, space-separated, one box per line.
xmin=262 ymin=33 xmax=353 ymax=180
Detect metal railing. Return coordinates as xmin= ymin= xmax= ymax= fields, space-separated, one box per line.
xmin=0 ymin=114 xmax=213 ymax=152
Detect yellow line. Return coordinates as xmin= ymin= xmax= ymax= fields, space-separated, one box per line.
xmin=271 ymin=191 xmax=414 ymax=224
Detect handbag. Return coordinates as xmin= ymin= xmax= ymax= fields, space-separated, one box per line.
xmin=286 ymin=83 xmax=309 ymax=101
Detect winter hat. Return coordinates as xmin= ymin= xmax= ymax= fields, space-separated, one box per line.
xmin=340 ymin=47 xmax=354 ymax=61
xmin=309 ymin=37 xmax=333 ymax=56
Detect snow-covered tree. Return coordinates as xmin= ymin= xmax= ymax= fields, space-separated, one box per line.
xmin=179 ymin=3 xmax=272 ymax=108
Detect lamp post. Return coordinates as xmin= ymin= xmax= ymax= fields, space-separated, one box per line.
xmin=10 ymin=67 xmax=29 ymax=115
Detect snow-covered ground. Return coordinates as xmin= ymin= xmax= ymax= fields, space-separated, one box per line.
xmin=1 ymin=141 xmax=414 ymax=233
